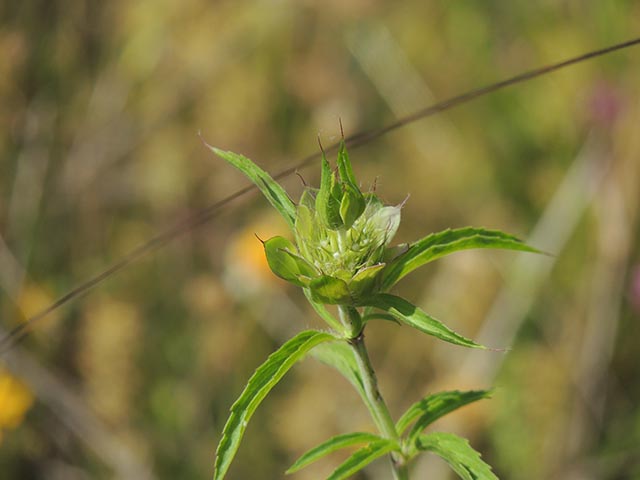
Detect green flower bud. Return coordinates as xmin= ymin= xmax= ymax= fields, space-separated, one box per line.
xmin=261 ymin=143 xmax=402 ymax=305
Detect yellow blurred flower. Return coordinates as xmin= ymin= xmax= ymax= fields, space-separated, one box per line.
xmin=16 ymin=283 xmax=60 ymax=338
xmin=224 ymin=213 xmax=289 ymax=296
xmin=0 ymin=370 xmax=34 ymax=442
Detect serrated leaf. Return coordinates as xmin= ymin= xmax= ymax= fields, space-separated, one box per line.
xmin=310 ymin=275 xmax=352 ymax=305
xmin=327 ymin=439 xmax=400 ymax=480
xmin=310 ymin=341 xmax=366 ymax=401
xmin=286 ymin=432 xmax=384 ymax=474
xmin=213 ymin=330 xmax=336 ymax=480
xmin=381 ymin=227 xmax=542 ymax=290
xmin=360 ymin=294 xmax=484 ymax=349
xmin=263 ymin=236 xmax=316 ymax=286
xmin=397 ymin=390 xmax=492 ymax=438
xmin=415 ymin=432 xmax=498 ymax=480
xmin=206 ymin=146 xmax=296 ymax=229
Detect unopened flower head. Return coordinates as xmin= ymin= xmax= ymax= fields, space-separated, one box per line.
xmin=262 ymin=142 xmax=402 ymax=305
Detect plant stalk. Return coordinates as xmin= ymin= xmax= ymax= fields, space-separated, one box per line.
xmin=339 ymin=307 xmax=409 ymax=480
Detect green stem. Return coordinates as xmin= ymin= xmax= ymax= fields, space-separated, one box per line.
xmin=339 ymin=307 xmax=409 ymax=480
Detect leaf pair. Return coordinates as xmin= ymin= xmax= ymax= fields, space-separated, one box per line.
xmin=286 ymin=390 xmax=496 ymax=479
xmin=286 ymin=432 xmax=398 ymax=479
xmin=397 ymin=390 xmax=493 ymax=454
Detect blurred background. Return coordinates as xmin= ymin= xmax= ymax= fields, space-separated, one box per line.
xmin=1 ymin=1 xmax=639 ymax=479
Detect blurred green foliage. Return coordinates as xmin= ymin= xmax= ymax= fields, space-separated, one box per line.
xmin=1 ymin=1 xmax=639 ymax=479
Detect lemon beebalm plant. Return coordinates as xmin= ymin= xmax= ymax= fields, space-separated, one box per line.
xmin=205 ymin=136 xmax=541 ymax=480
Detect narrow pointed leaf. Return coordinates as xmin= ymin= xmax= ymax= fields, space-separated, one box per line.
xmin=286 ymin=432 xmax=384 ymax=474
xmin=381 ymin=227 xmax=542 ymax=289
xmin=206 ymin=146 xmax=296 ymax=229
xmin=415 ymin=432 xmax=498 ymax=480
xmin=213 ymin=330 xmax=336 ymax=480
xmin=360 ymin=294 xmax=484 ymax=349
xmin=397 ymin=390 xmax=492 ymax=436
xmin=327 ymin=439 xmax=400 ymax=480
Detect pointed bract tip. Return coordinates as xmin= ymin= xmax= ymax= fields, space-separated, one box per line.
xmin=254 ymin=233 xmax=265 ymax=244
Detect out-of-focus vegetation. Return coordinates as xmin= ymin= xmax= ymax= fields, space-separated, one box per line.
xmin=1 ymin=1 xmax=639 ymax=479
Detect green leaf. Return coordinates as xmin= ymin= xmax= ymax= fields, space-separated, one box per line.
xmin=310 ymin=341 xmax=366 ymax=401
xmin=415 ymin=432 xmax=498 ymax=480
xmin=360 ymin=294 xmax=484 ymax=349
xmin=327 ymin=439 xmax=400 ymax=480
xmin=263 ymin=236 xmax=316 ymax=286
xmin=396 ymin=390 xmax=492 ymax=438
xmin=381 ymin=227 xmax=542 ymax=290
xmin=206 ymin=146 xmax=296 ymax=229
xmin=286 ymin=432 xmax=384 ymax=474
xmin=213 ymin=330 xmax=336 ymax=480
xmin=310 ymin=275 xmax=352 ymax=305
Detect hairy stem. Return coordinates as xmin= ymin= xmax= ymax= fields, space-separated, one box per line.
xmin=339 ymin=307 xmax=409 ymax=480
